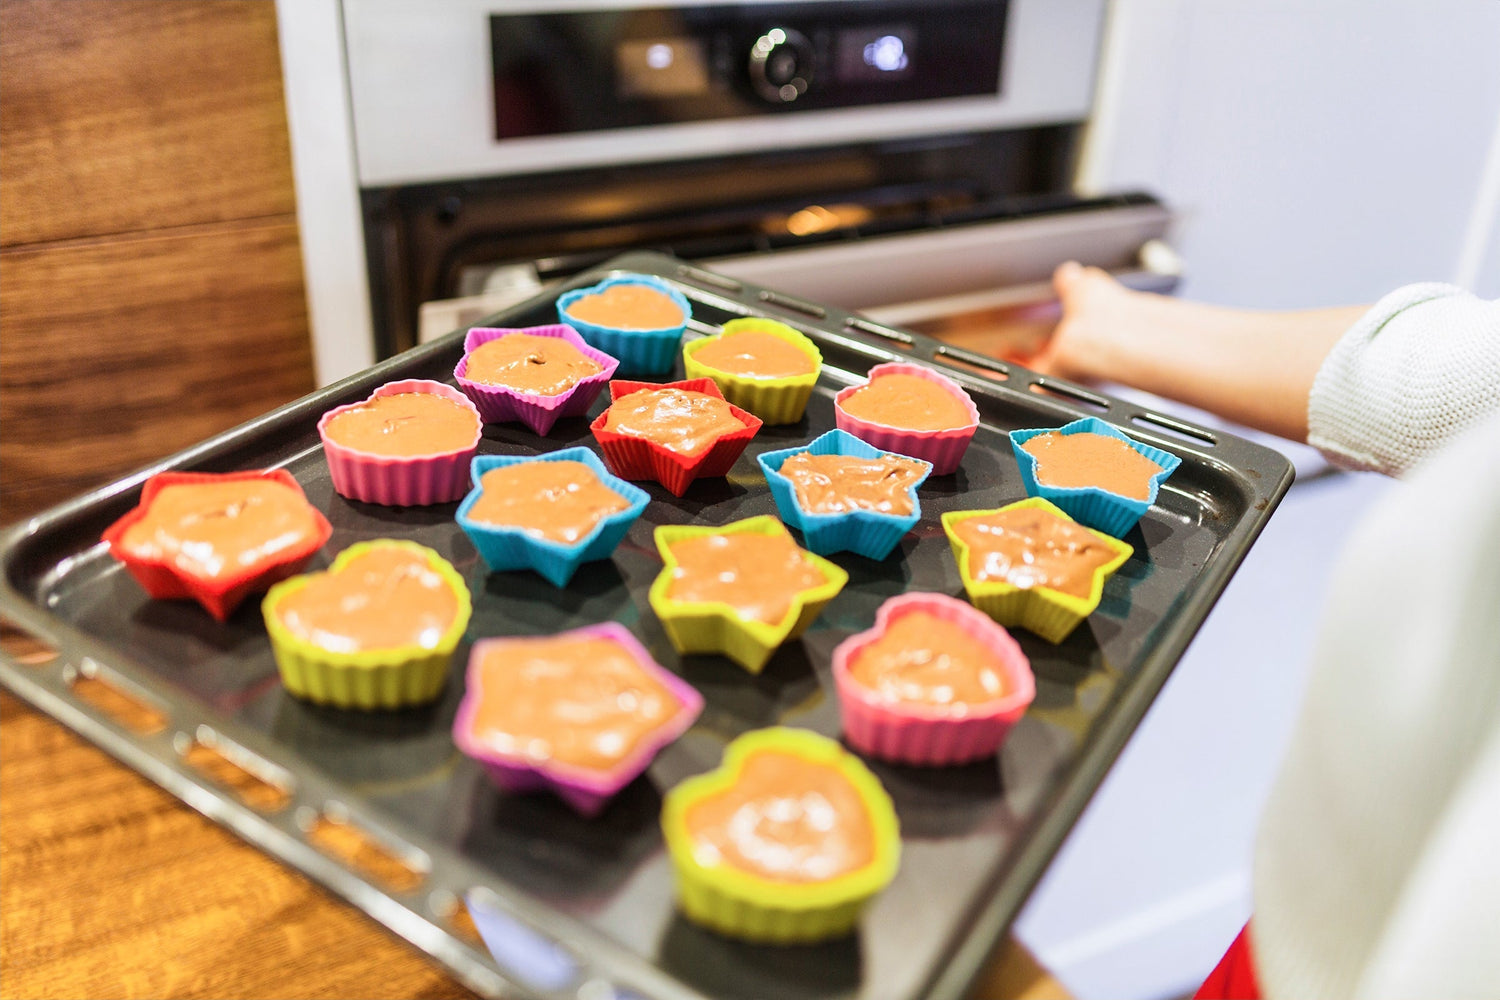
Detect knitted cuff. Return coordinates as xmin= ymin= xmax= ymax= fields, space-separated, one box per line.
xmin=1308 ymin=283 xmax=1500 ymax=478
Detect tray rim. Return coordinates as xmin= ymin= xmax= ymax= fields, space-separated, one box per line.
xmin=0 ymin=249 xmax=1295 ymax=1000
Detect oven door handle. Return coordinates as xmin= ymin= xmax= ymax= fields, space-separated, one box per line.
xmin=854 ymin=239 xmax=1183 ymax=367
xmin=861 ymin=238 xmax=1182 ymax=325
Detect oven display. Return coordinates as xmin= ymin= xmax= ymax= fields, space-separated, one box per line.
xmin=836 ymin=26 xmax=916 ymax=84
xmin=617 ymin=38 xmax=711 ymax=99
xmin=490 ymin=1 xmax=1005 ymax=140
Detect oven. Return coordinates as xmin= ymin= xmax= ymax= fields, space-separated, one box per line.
xmin=339 ymin=0 xmax=1178 ymax=364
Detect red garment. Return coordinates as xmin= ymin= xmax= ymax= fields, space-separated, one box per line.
xmin=1193 ymin=923 xmax=1261 ymax=1000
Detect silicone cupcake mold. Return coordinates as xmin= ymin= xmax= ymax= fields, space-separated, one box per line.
xmin=649 ymin=515 xmax=847 ymax=673
xmin=102 ymin=469 xmax=332 ymax=622
xmin=454 ymin=324 xmax=619 ymax=436
xmin=262 ymin=540 xmax=472 ymax=709
xmin=661 ymin=727 xmax=901 ymax=944
xmin=832 ymin=592 xmax=1035 ymax=765
xmin=681 ymin=317 xmax=823 ymax=425
xmin=941 ymin=498 xmax=1133 ymax=643
xmin=590 ymin=378 xmax=763 ymax=497
xmin=833 ymin=362 xmax=979 ymax=475
xmin=455 ymin=448 xmax=649 ymax=587
xmin=453 ymin=623 xmax=703 ymax=817
xmin=757 ymin=429 xmax=932 ymax=560
xmin=318 ymin=379 xmax=482 ymax=506
xmin=1009 ymin=416 xmax=1183 ymax=538
xmin=555 ymin=273 xmax=692 ymax=376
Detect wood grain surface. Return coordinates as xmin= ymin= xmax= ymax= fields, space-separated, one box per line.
xmin=0 ymin=0 xmax=298 ymax=248
xmin=0 ymin=0 xmax=316 ymax=526
xmin=0 ymin=688 xmax=478 ymax=1000
xmin=0 ymin=221 xmax=316 ymax=522
xmin=0 ymin=683 xmax=1062 ymax=1000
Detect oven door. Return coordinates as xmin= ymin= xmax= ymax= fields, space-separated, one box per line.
xmin=416 ymin=193 xmax=1179 ymax=366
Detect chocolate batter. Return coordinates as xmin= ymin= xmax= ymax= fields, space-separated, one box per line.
xmin=777 ymin=451 xmax=927 ymax=515
xmin=465 ymin=635 xmax=679 ymax=772
xmin=604 ymin=387 xmax=745 ymax=456
xmin=464 ymin=333 xmax=603 ymax=396
xmin=467 ymin=461 xmax=629 ymax=544
xmin=667 ymin=532 xmax=825 ymax=625
xmin=565 ymin=283 xmax=684 ymax=331
xmin=693 ymin=330 xmax=815 ymax=379
xmin=323 ymin=392 xmax=479 ymax=457
xmin=682 ymin=749 xmax=875 ymax=883
xmin=274 ymin=547 xmax=459 ymax=654
xmin=119 ymin=479 xmax=322 ymax=582
xmin=840 ymin=373 xmax=972 ymax=431
xmin=1020 ymin=430 xmax=1164 ymax=500
xmin=953 ymin=507 xmax=1118 ymax=599
xmin=849 ymin=611 xmax=1009 ymax=708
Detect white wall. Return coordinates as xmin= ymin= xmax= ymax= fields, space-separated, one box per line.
xmin=1079 ymin=0 xmax=1500 ymax=307
xmin=1015 ymin=5 xmax=1500 ymax=998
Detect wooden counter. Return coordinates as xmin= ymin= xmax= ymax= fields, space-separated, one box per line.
xmin=0 ymin=685 xmax=475 ymax=999
xmin=1 ymin=673 xmax=1060 ymax=1000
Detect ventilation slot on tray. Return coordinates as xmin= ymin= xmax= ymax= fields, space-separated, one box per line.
xmin=1028 ymin=378 xmax=1111 ymax=412
xmin=935 ymin=346 xmax=1010 ymax=380
xmin=676 ymin=264 xmax=742 ymax=293
xmin=1132 ymin=411 xmax=1218 ymax=447
xmin=303 ymin=805 xmax=428 ymax=893
xmin=844 ymin=316 xmax=914 ymax=351
xmin=179 ymin=726 xmax=292 ymax=813
xmin=758 ymin=289 xmax=827 ymax=319
xmin=67 ymin=660 xmax=167 ymax=735
xmin=1 ymin=618 xmax=58 ymax=667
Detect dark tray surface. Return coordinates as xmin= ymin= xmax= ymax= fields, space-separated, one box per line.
xmin=0 ymin=251 xmax=1292 ymax=1000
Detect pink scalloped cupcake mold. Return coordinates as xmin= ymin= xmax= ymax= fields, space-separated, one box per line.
xmin=453 ymin=324 xmax=619 ymax=436
xmin=589 ymin=378 xmax=763 ymax=497
xmin=832 ymin=592 xmax=1035 ymax=766
xmin=318 ymin=379 xmax=482 ymax=506
xmin=833 ymin=362 xmax=980 ymax=476
xmin=452 ymin=623 xmax=704 ymax=817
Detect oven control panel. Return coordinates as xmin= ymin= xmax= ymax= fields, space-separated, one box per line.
xmin=490 ymin=1 xmax=1007 ymax=139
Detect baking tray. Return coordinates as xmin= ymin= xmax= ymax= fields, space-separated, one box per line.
xmin=0 ymin=250 xmax=1293 ymax=1000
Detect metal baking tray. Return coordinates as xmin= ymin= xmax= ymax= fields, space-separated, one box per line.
xmin=0 ymin=250 xmax=1293 ymax=1000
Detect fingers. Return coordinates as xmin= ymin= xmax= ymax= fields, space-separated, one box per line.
xmin=1052 ymin=259 xmax=1086 ymax=302
xmin=1036 ymin=261 xmax=1119 ymax=382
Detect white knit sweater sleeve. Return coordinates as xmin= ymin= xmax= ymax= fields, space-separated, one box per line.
xmin=1307 ymin=283 xmax=1500 ymax=477
xmin=1253 ymin=408 xmax=1500 ymax=1000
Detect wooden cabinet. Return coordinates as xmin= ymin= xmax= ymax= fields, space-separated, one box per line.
xmin=0 ymin=0 xmax=316 ymax=523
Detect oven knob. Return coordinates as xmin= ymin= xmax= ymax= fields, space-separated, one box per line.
xmin=749 ymin=27 xmax=813 ymax=103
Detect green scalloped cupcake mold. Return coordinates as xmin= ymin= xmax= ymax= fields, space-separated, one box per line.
xmin=262 ymin=539 xmax=471 ymax=709
xmin=661 ymin=727 xmax=901 ymax=944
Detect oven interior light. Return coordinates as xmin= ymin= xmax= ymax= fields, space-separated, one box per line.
xmin=864 ymin=35 xmax=909 ymax=73
xmin=782 ymin=204 xmax=873 ymax=237
xmin=646 ymin=43 xmax=673 ymax=70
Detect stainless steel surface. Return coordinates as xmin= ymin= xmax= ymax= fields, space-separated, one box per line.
xmin=707 ymin=200 xmax=1173 ymax=313
xmin=342 ymin=0 xmax=1106 ymax=185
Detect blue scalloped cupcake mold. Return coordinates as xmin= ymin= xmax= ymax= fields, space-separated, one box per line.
xmin=1008 ymin=416 xmax=1182 ymax=538
xmin=555 ymin=273 xmax=692 ymax=377
xmin=455 ymin=448 xmax=650 ymax=587
xmin=757 ymin=429 xmax=932 ymax=560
